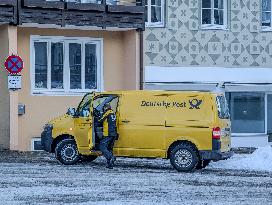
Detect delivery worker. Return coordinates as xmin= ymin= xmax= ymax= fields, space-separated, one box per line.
xmin=98 ymin=103 xmax=117 ymax=169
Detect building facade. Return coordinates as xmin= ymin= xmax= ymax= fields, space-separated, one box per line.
xmin=144 ymin=0 xmax=272 ymax=147
xmin=0 ymin=0 xmax=145 ymax=151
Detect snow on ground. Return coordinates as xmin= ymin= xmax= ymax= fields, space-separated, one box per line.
xmin=0 ymin=148 xmax=272 ymax=204
xmin=209 ymin=146 xmax=272 ymax=172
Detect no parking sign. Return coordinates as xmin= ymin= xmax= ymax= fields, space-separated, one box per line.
xmin=4 ymin=55 xmax=24 ymax=90
xmin=5 ymin=55 xmax=24 ymax=75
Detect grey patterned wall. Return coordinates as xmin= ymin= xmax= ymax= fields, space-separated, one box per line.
xmin=144 ymin=0 xmax=272 ymax=67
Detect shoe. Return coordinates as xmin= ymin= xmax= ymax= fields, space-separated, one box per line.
xmin=106 ymin=164 xmax=113 ymax=169
xmin=110 ymin=156 xmax=116 ymax=165
xmin=106 ymin=156 xmax=116 ymax=169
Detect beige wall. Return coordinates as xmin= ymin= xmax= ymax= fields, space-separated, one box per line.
xmin=0 ymin=25 xmax=10 ymax=149
xmin=16 ymin=27 xmax=139 ymax=151
xmin=122 ymin=30 xmax=140 ymax=90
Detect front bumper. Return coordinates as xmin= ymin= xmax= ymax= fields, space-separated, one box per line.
xmin=199 ymin=150 xmax=234 ymax=161
xmin=41 ymin=124 xmax=53 ymax=153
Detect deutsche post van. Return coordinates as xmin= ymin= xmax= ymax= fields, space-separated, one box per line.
xmin=41 ymin=90 xmax=233 ymax=172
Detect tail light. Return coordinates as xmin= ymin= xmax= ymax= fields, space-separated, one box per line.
xmin=212 ymin=127 xmax=221 ymax=139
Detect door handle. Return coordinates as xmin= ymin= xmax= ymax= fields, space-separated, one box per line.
xmin=122 ymin=120 xmax=130 ymax=123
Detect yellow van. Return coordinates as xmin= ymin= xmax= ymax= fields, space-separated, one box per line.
xmin=41 ymin=90 xmax=233 ymax=172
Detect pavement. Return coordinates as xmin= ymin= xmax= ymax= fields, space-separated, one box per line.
xmin=0 ymin=151 xmax=272 ymax=205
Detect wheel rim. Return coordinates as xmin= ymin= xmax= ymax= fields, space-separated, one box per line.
xmin=60 ymin=144 xmax=78 ymax=162
xmin=174 ymin=149 xmax=193 ymax=168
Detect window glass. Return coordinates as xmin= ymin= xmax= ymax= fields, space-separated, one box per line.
xmin=202 ymin=9 xmax=211 ymax=24
xmin=77 ymin=93 xmax=93 ymax=116
xmin=263 ymin=0 xmax=271 ymax=11
xmin=202 ymin=0 xmax=211 ymax=8
xmin=227 ymin=92 xmax=265 ymax=133
xmin=34 ymin=42 xmax=47 ymax=89
xmin=214 ymin=0 xmax=219 ymax=8
xmin=145 ymin=0 xmax=148 ymax=22
xmin=151 ymin=0 xmax=161 ymax=6
xmin=218 ymin=0 xmax=224 ymax=9
xmin=216 ymin=96 xmax=230 ymax=119
xmin=51 ymin=42 xmax=64 ymax=89
xmin=267 ymin=94 xmax=272 ymax=134
xmin=151 ymin=6 xmax=162 ymax=22
xmin=69 ymin=43 xmax=82 ymax=89
xmin=262 ymin=12 xmax=271 ymax=27
xmin=262 ymin=0 xmax=272 ymax=27
xmin=85 ymin=44 xmax=97 ymax=89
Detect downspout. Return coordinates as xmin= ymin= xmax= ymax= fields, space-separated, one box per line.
xmin=139 ymin=30 xmax=144 ymax=90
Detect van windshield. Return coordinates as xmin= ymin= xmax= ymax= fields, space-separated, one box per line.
xmin=216 ymin=96 xmax=230 ymax=119
xmin=77 ymin=93 xmax=93 ymax=117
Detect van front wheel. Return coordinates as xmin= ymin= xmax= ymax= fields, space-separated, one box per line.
xmin=170 ymin=143 xmax=199 ymax=172
xmin=55 ymin=139 xmax=80 ymax=165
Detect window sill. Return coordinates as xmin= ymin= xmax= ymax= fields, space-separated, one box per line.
xmin=261 ymin=27 xmax=272 ymax=32
xmin=145 ymin=22 xmax=165 ymax=28
xmin=201 ymin=25 xmax=228 ymax=31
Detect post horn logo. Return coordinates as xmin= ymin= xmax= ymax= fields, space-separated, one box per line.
xmin=189 ymin=99 xmax=203 ymax=109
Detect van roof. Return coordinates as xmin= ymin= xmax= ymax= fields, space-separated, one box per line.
xmin=97 ymin=90 xmax=222 ymax=96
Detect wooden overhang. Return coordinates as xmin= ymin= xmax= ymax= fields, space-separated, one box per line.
xmin=0 ymin=0 xmax=145 ymax=30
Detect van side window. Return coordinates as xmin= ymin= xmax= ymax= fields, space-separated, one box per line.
xmin=216 ymin=96 xmax=230 ymax=119
xmin=93 ymin=95 xmax=119 ymax=114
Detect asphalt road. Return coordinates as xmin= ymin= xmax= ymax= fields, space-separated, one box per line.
xmin=0 ymin=151 xmax=272 ymax=205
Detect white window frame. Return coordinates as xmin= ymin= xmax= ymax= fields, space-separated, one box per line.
xmin=262 ymin=0 xmax=272 ymax=31
xmin=201 ymin=0 xmax=228 ymax=30
xmin=31 ymin=138 xmax=42 ymax=151
xmin=30 ymin=35 xmax=103 ymax=96
xmin=145 ymin=0 xmax=165 ymax=28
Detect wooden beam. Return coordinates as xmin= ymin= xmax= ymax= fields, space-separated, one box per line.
xmin=66 ymin=2 xmax=105 ymax=12
xmin=0 ymin=0 xmax=17 ymax=6
xmin=107 ymin=5 xmax=145 ymax=14
xmin=23 ymin=0 xmax=65 ymax=9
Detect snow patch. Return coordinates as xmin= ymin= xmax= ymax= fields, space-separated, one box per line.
xmin=210 ymin=145 xmax=272 ymax=172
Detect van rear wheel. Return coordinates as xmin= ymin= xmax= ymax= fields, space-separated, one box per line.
xmin=170 ymin=143 xmax=199 ymax=172
xmin=55 ymin=139 xmax=80 ymax=165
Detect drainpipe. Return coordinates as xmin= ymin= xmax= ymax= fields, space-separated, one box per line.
xmin=139 ymin=30 xmax=144 ymax=90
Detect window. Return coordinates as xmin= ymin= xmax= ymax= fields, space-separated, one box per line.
xmin=267 ymin=94 xmax=272 ymax=134
xmin=216 ymin=96 xmax=230 ymax=119
xmin=226 ymin=92 xmax=265 ymax=134
xmin=262 ymin=0 xmax=272 ymax=30
xmin=201 ymin=0 xmax=228 ymax=29
xmin=47 ymin=0 xmax=102 ymax=3
xmin=145 ymin=0 xmax=164 ymax=27
xmin=31 ymin=36 xmax=102 ymax=95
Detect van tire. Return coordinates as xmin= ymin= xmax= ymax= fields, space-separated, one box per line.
xmin=170 ymin=143 xmax=199 ymax=172
xmin=55 ymin=139 xmax=80 ymax=165
xmin=196 ymin=160 xmax=211 ymax=169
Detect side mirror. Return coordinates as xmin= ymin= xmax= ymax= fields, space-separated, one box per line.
xmin=67 ymin=107 xmax=76 ymax=116
xmin=82 ymin=109 xmax=90 ymax=117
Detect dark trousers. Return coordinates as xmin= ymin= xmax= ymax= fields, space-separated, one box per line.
xmin=99 ymin=136 xmax=116 ymax=162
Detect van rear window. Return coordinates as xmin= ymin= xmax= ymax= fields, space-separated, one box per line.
xmin=216 ymin=96 xmax=230 ymax=119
